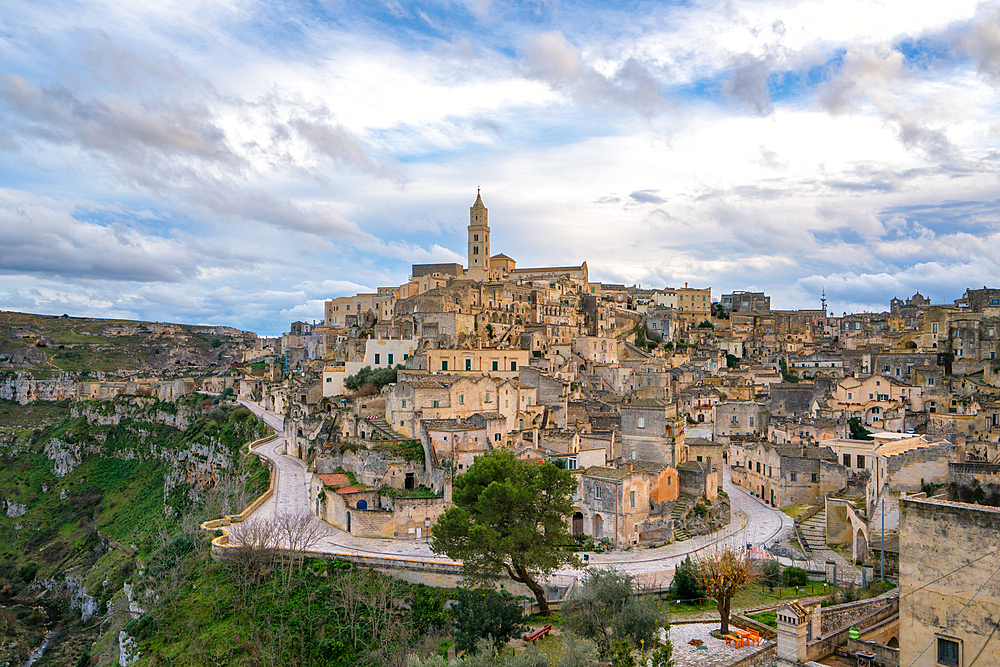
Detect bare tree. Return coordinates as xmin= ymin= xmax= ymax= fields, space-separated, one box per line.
xmin=694 ymin=548 xmax=757 ymax=635
xmin=226 ymin=517 xmax=280 ymax=614
xmin=274 ymin=513 xmax=327 ymax=585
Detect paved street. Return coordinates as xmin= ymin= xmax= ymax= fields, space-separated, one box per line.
xmin=235 ymin=399 xmax=795 ymax=575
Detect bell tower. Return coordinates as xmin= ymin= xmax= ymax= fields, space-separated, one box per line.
xmin=467 ymin=188 xmax=490 ymax=280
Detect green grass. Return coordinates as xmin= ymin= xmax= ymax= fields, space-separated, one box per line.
xmin=746 ymin=610 xmax=777 ymax=627
xmin=782 ymin=504 xmax=811 ymax=518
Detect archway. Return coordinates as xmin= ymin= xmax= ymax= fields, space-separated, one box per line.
xmin=572 ymin=512 xmax=584 ymax=535
xmin=347 ymin=511 xmax=351 ymax=532
xmin=887 ymin=637 xmax=899 ymax=649
xmin=593 ymin=514 xmax=604 ymax=540
xmin=854 ymin=529 xmax=868 ymax=564
xmin=357 ymin=499 xmax=368 ymax=510
xmin=697 ymin=414 xmax=705 ymax=423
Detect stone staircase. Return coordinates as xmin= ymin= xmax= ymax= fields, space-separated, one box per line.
xmin=365 ymin=417 xmax=407 ymax=441
xmin=798 ymin=506 xmax=862 ymax=583
xmin=670 ymin=493 xmax=697 ymax=541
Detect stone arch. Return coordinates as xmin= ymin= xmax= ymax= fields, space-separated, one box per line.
xmin=357 ymin=499 xmax=368 ymax=510
xmin=887 ymin=637 xmax=899 ymax=648
xmin=854 ymin=528 xmax=868 ymax=564
xmin=593 ymin=514 xmax=604 ymax=539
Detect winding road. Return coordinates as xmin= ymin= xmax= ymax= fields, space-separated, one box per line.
xmin=236 ymin=399 xmax=794 ymax=579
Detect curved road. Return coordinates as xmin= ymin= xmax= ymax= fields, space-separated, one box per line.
xmin=236 ymin=400 xmax=793 ymax=577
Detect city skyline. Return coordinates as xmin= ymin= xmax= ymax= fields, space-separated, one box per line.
xmin=2 ymin=0 xmax=999 ymax=335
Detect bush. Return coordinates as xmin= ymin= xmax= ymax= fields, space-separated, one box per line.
xmin=344 ymin=365 xmax=404 ymax=393
xmin=450 ymin=588 xmax=527 ymax=653
xmin=782 ymin=566 xmax=809 ymax=587
xmin=758 ymin=559 xmax=782 ymax=589
xmin=669 ymin=556 xmax=703 ymax=603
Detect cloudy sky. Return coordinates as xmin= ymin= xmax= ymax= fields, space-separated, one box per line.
xmin=2 ymin=0 xmax=999 ymax=335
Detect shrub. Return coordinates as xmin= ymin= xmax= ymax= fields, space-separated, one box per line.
xmin=669 ymin=556 xmax=703 ymax=603
xmin=450 ymin=588 xmax=527 ymax=652
xmin=782 ymin=566 xmax=809 ymax=587
xmin=758 ymin=559 xmax=782 ymax=588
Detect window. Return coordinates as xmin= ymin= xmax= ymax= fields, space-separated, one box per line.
xmin=505 ymin=400 xmax=509 ymax=407
xmin=791 ymin=473 xmax=797 ymax=482
xmin=932 ymin=323 xmax=938 ymax=333
xmin=857 ymin=455 xmax=865 ymax=469
xmin=811 ymin=473 xmax=818 ymax=483
xmin=637 ymin=417 xmax=645 ymax=429
xmin=459 ymin=394 xmax=465 ymax=405
xmin=731 ymin=415 xmax=738 ymax=425
xmin=756 ymin=462 xmax=761 ymax=473
xmin=388 ymin=354 xmax=393 ymax=365
xmin=432 ymin=400 xmax=439 ymax=408
xmin=630 ymin=490 xmax=635 ymax=508
xmin=749 ymin=416 xmax=754 ymax=427
xmin=844 ymin=454 xmax=851 ymax=467
xmin=401 ymin=400 xmax=406 ymax=408
xmin=937 ymin=637 xmax=959 ymax=666
xmin=404 ymin=353 xmax=409 ymax=360
xmin=492 ymin=361 xmax=498 ymax=371
xmin=442 ymin=360 xmax=448 ymax=371
xmin=326 ymin=377 xmax=331 ymax=382
xmin=474 ymin=234 xmax=478 ymax=241
xmin=486 ymin=392 xmax=492 ymax=402
xmin=374 ymin=353 xmax=380 ymax=365
xmin=465 ymin=359 xmax=472 ymax=371
xmin=596 ymin=486 xmax=602 ymax=499
xmin=494 ymin=432 xmax=501 ymax=441
xmin=511 ymin=361 xmax=517 ymax=371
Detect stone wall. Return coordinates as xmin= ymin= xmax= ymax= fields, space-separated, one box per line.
xmin=899 ymin=498 xmax=1000 ymax=667
xmin=847 ymin=637 xmax=899 ymax=667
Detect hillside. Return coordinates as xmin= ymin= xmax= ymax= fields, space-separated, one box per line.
xmin=0 ymin=311 xmax=257 ymax=379
xmin=0 ymin=395 xmax=270 ymax=667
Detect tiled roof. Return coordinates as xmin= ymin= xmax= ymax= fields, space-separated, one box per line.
xmin=335 ymin=485 xmax=364 ymax=494
xmin=317 ymin=473 xmax=351 ymax=487
xmin=583 ymin=466 xmax=632 ymax=481
xmin=874 ymin=436 xmax=951 ymax=457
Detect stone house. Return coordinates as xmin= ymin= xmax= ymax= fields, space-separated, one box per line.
xmin=828 ymin=375 xmax=923 ymax=425
xmin=575 ymin=466 xmax=654 ymax=547
xmin=729 ymin=442 xmax=847 ymax=507
xmin=713 ymin=400 xmax=770 ymax=443
xmin=620 ymin=398 xmax=687 ymax=466
xmin=420 ymin=411 xmax=507 ymax=471
xmin=386 ymin=375 xmax=500 ymax=438
xmin=677 ymin=385 xmax=723 ymax=424
xmin=899 ymin=497 xmax=1000 ymax=667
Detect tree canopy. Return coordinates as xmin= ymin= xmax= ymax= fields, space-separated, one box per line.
xmin=694 ymin=549 xmax=757 ymax=635
xmin=343 ymin=364 xmax=404 ymax=393
xmin=564 ymin=568 xmax=663 ymax=656
xmin=430 ymin=449 xmax=580 ymax=614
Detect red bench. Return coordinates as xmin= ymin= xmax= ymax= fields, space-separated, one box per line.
xmin=524 ymin=624 xmax=552 ymax=642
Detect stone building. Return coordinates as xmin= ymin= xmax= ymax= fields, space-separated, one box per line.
xmin=713 ymin=400 xmax=770 ymax=443
xmin=730 ymin=442 xmax=847 ymax=507
xmin=899 ymin=497 xmax=1000 ymax=667
xmin=620 ymin=398 xmax=687 ymax=466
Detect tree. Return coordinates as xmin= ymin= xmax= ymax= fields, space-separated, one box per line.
xmin=650 ymin=638 xmax=674 ymax=667
xmin=431 ymin=450 xmax=580 ymax=615
xmin=848 ymin=417 xmax=873 ymax=440
xmin=758 ymin=559 xmax=782 ymax=590
xmin=668 ymin=556 xmax=703 ymax=603
xmin=450 ymin=587 xmax=527 ymax=653
xmin=564 ymin=568 xmax=663 ymax=655
xmin=726 ymin=353 xmax=740 ymax=369
xmin=694 ymin=548 xmax=756 ymax=635
xmin=782 ymin=566 xmax=809 ymax=587
xmin=344 ymin=364 xmax=404 ymax=393
xmin=610 ymin=640 xmax=636 ymax=667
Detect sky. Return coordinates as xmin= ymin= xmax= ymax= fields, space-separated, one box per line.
xmin=1 ymin=0 xmax=999 ymax=335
